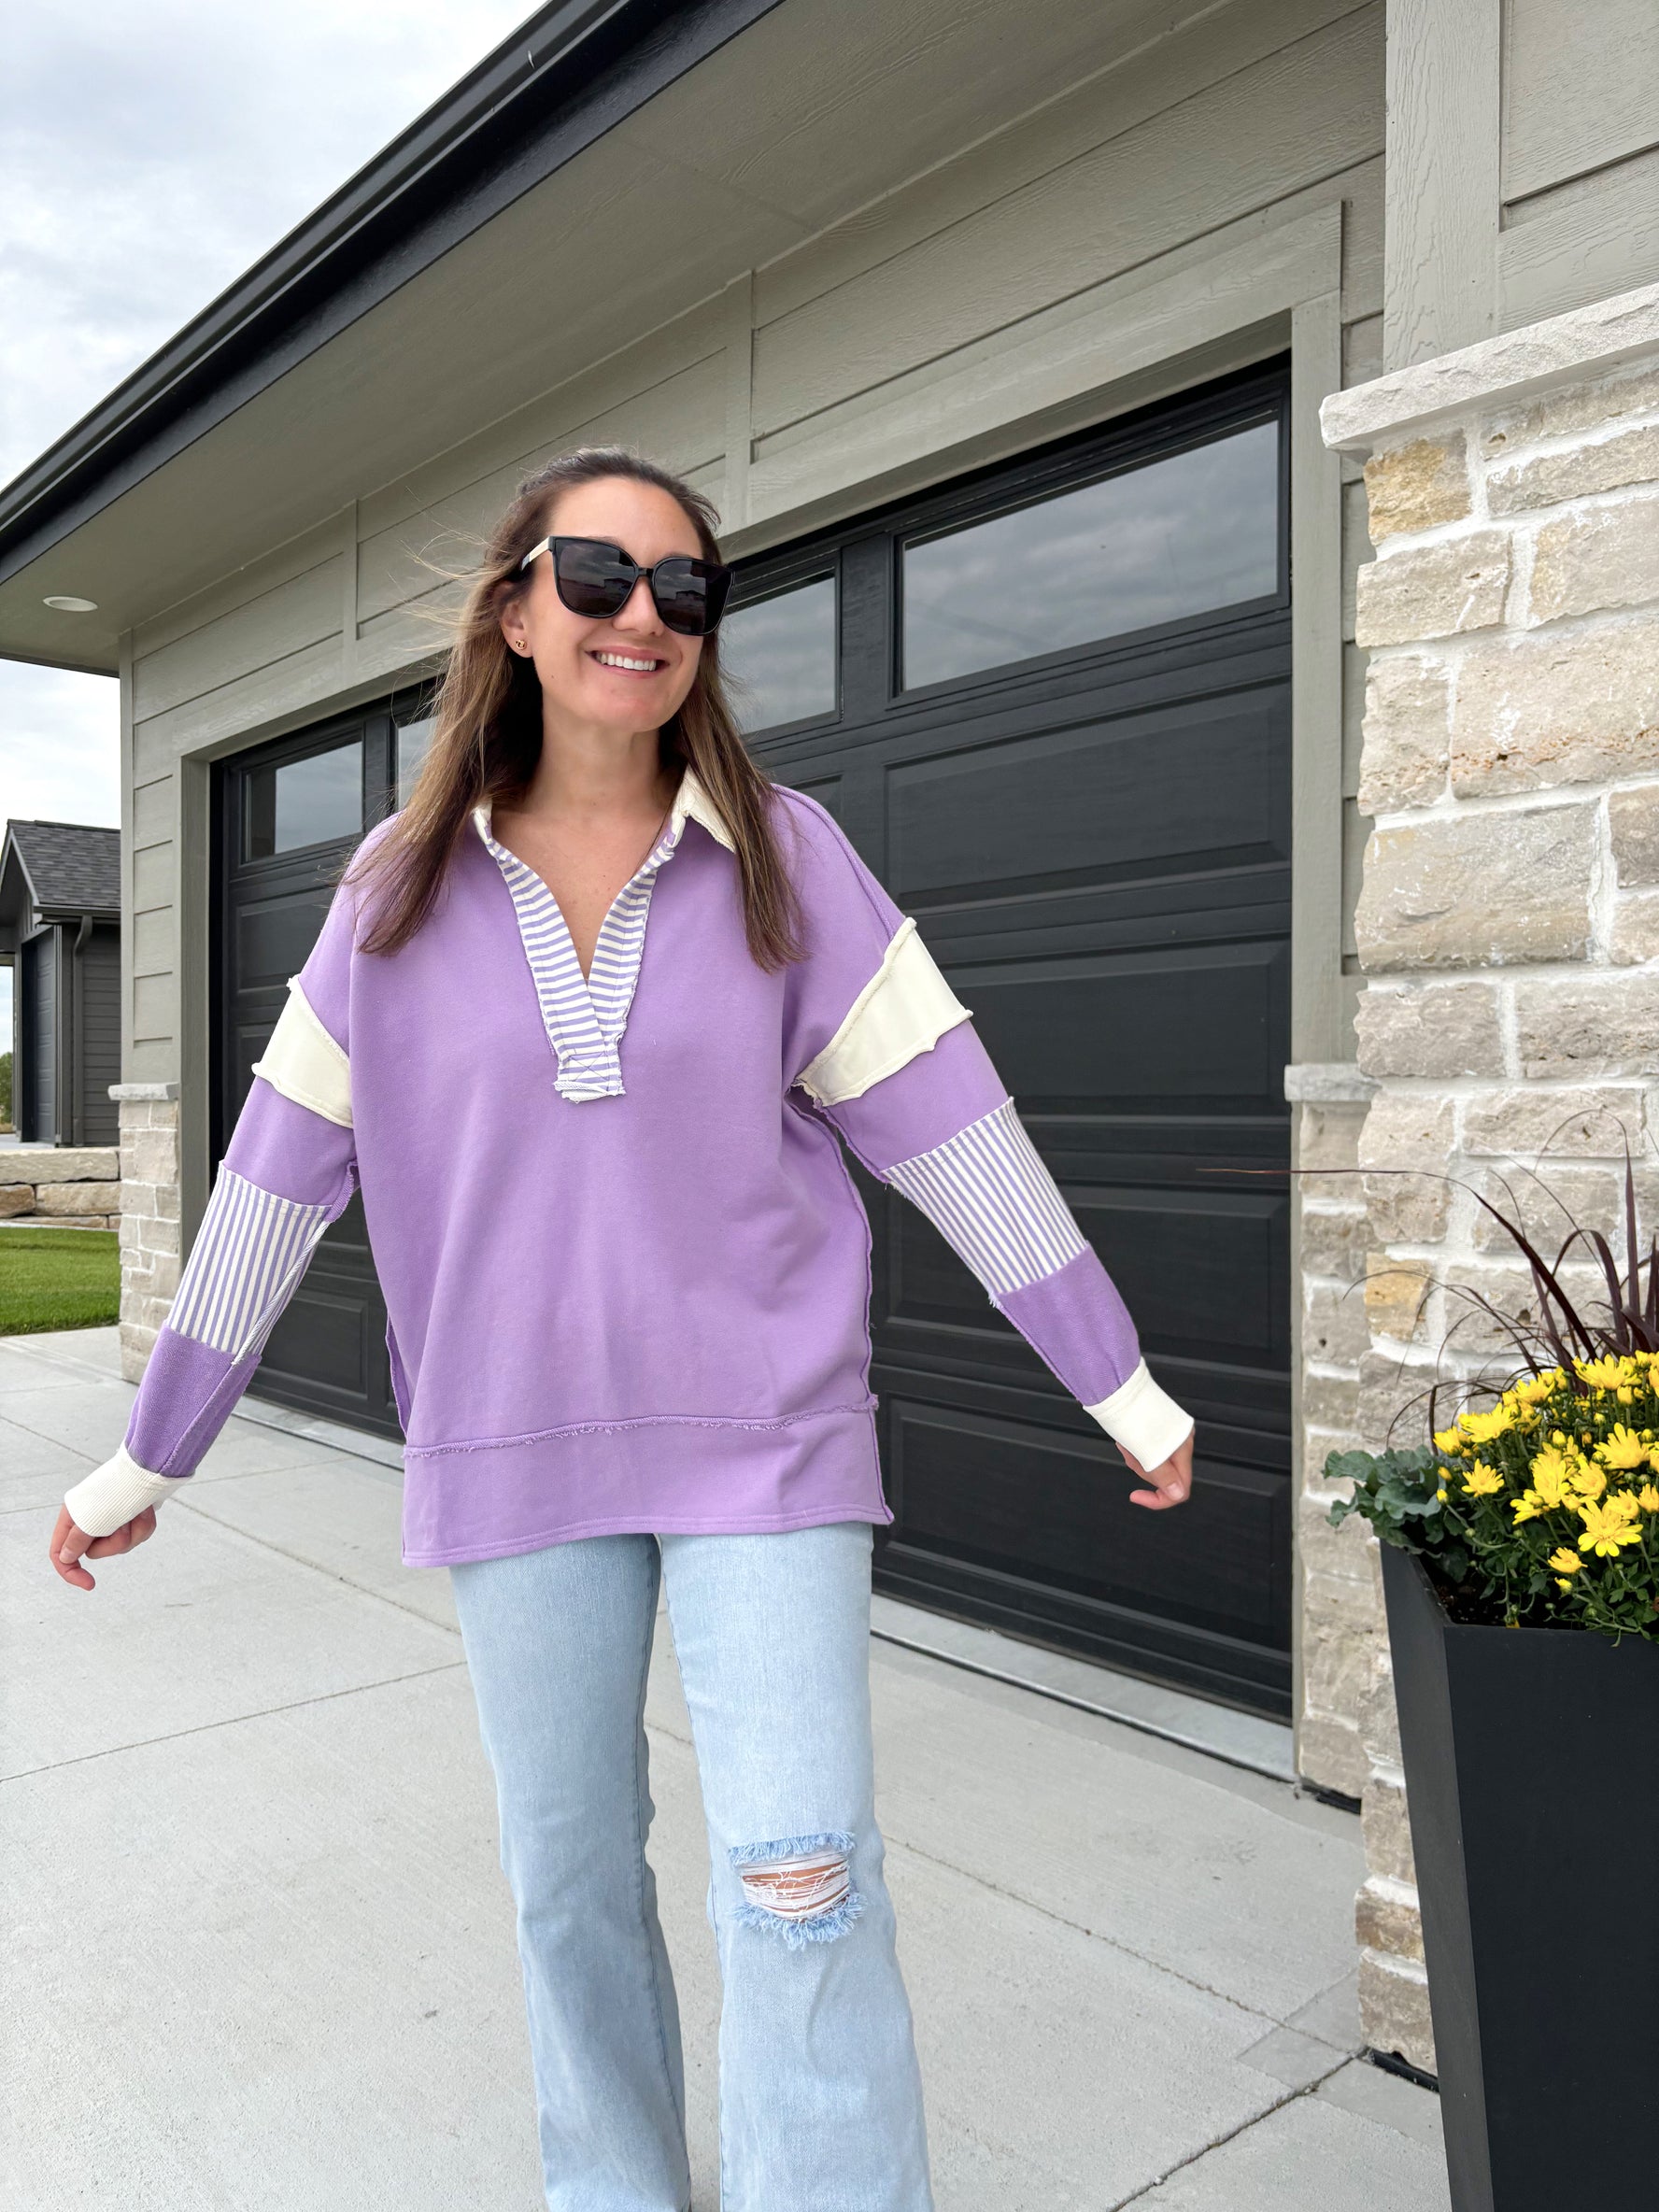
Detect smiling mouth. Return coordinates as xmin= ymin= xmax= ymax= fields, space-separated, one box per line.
xmin=589 ymin=649 xmax=667 ymax=674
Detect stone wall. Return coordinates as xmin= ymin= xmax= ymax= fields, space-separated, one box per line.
xmin=1323 ymin=285 xmax=1659 ymax=2075
xmin=109 ymin=1081 xmax=180 ymax=1382
xmin=0 ymin=1147 xmax=122 ymax=1229
xmin=1288 ymin=1071 xmax=1380 ymax=1804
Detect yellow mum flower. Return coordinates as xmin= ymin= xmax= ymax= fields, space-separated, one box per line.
xmin=1578 ymin=1354 xmax=1636 ymax=1388
xmin=1526 ymin=1448 xmax=1579 ymax=1508
xmin=1596 ymin=1424 xmax=1650 ymax=1470
xmin=1638 ymin=1484 xmax=1659 ymax=1514
xmin=1547 ymin=1546 xmax=1582 ymax=1576
xmin=1461 ymin=1463 xmax=1504 ymax=1497
xmin=1458 ymin=1407 xmax=1514 ymax=1444
xmin=1510 ymin=1372 xmax=1557 ymax=1405
xmin=1572 ymin=1462 xmax=1609 ymax=1502
xmin=1577 ymin=1500 xmax=1645 ymax=1556
xmin=1433 ymin=1426 xmax=1465 ymax=1454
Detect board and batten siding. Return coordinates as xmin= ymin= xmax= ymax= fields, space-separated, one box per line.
xmin=1500 ymin=0 xmax=1659 ymax=329
xmin=1385 ymin=0 xmax=1659 ymax=369
xmin=123 ymin=0 xmax=1384 ymax=1106
xmin=79 ymin=927 xmax=121 ymax=1147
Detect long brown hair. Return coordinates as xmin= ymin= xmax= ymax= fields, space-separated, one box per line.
xmin=347 ymin=447 xmax=803 ymax=968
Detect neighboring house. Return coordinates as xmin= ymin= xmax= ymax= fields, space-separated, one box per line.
xmin=0 ymin=819 xmax=121 ymax=1145
xmin=0 ymin=0 xmax=1655 ymax=2075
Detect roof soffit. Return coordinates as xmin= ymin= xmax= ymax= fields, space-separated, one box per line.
xmin=0 ymin=0 xmax=1181 ymax=672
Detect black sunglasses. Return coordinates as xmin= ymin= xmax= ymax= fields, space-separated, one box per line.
xmin=518 ymin=534 xmax=733 ymax=636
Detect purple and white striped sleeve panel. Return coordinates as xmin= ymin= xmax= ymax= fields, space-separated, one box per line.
xmin=885 ymin=1098 xmax=1195 ymax=1472
xmin=62 ymin=1163 xmax=346 ymax=1537
xmin=63 ymin=1035 xmax=358 ymax=1538
xmin=167 ymin=1168 xmax=334 ymax=1358
xmin=886 ymin=1098 xmax=1088 ymax=1295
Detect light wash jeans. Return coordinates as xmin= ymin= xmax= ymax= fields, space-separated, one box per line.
xmin=447 ymin=1521 xmax=934 ymax=2212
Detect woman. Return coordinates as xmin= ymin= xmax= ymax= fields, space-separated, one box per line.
xmin=50 ymin=447 xmax=1195 ymax=2211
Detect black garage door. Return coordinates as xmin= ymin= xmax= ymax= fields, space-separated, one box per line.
xmin=723 ymin=362 xmax=1293 ymax=1714
xmin=213 ymin=359 xmax=1291 ymax=1714
xmin=213 ymin=703 xmax=406 ymax=1438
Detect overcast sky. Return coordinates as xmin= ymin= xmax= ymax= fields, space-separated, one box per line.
xmin=0 ymin=1 xmax=534 ymax=1056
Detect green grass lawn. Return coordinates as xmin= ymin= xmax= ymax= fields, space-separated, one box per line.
xmin=0 ymin=1227 xmax=121 ymax=1335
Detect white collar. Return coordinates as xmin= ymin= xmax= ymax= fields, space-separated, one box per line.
xmin=471 ymin=764 xmax=735 ymax=853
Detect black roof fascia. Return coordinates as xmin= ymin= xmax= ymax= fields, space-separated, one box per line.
xmin=0 ymin=0 xmax=785 ymax=590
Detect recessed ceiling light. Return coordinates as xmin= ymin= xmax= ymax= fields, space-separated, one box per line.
xmin=44 ymin=594 xmax=98 ymax=613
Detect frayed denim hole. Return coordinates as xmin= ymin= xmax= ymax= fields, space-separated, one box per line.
xmin=728 ymin=1832 xmax=863 ymax=1947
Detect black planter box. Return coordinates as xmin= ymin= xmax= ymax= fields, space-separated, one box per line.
xmin=1379 ymin=1541 xmax=1659 ymax=2211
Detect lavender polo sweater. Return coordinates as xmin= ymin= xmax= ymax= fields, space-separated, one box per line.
xmin=64 ymin=769 xmax=1194 ymax=1567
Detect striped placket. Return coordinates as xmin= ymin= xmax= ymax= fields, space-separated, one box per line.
xmin=473 ymin=773 xmax=735 ymax=1103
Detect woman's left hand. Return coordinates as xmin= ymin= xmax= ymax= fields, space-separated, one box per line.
xmin=1119 ymin=1431 xmax=1195 ymax=1510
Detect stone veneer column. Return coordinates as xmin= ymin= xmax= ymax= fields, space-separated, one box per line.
xmin=1322 ymin=284 xmax=1659 ymax=2073
xmin=1287 ymin=1065 xmax=1381 ymax=1806
xmin=108 ymin=1080 xmax=181 ymax=1383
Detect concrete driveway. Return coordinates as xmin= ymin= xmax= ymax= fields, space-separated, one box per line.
xmin=4 ymin=1326 xmax=1448 ymax=2210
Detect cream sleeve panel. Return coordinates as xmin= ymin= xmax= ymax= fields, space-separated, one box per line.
xmin=250 ymin=975 xmax=352 ymax=1127
xmin=796 ymin=918 xmax=971 ymax=1106
xmin=1085 ymin=1360 xmax=1196 ymax=1472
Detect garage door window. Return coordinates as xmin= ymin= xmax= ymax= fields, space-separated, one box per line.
xmin=900 ymin=418 xmax=1280 ymax=691
xmin=242 ymin=738 xmax=363 ymax=859
xmin=721 ymin=574 xmax=837 ymax=734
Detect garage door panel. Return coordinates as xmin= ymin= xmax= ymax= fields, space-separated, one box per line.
xmin=258 ymin=1278 xmax=369 ymax=1398
xmin=1066 ymin=1187 xmax=1290 ymax=1364
xmin=1028 ymin=1113 xmax=1289 ymax=1177
xmin=921 ymin=880 xmax=1290 ymax=964
xmin=959 ymin=938 xmax=1289 ymax=1112
xmin=233 ymin=886 xmax=335 ymax=992
xmin=880 ymin=1182 xmax=1288 ymax=1370
xmin=886 ymin=687 xmax=1289 ymax=906
xmin=882 ymin=1397 xmax=1289 ymax=1651
xmin=867 ymin=604 xmax=1293 ymax=744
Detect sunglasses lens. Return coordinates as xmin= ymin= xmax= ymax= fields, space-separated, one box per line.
xmin=552 ymin=540 xmax=634 ymax=619
xmin=652 ymin=557 xmax=732 ymax=636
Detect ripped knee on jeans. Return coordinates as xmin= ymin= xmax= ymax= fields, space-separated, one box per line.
xmin=730 ymin=1831 xmax=865 ymax=1948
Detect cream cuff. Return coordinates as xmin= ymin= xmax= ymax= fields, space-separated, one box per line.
xmin=1085 ymin=1359 xmax=1195 ymax=1473
xmin=63 ymin=1445 xmax=188 ymax=1538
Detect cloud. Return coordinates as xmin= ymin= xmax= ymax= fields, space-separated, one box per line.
xmin=0 ymin=0 xmax=533 ymax=880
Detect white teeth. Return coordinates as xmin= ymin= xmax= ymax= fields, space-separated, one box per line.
xmin=594 ymin=652 xmax=660 ymax=671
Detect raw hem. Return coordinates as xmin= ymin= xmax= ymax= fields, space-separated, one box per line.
xmin=399 ymin=1397 xmax=887 ymax=1567
xmin=402 ymin=1397 xmax=879 ymax=1463
xmin=407 ymin=1499 xmax=890 ymax=1569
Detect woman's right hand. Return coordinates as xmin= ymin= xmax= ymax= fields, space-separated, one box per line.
xmin=50 ymin=1503 xmax=159 ymax=1592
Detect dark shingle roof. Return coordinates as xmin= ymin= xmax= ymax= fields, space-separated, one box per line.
xmin=6 ymin=819 xmax=121 ymax=914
